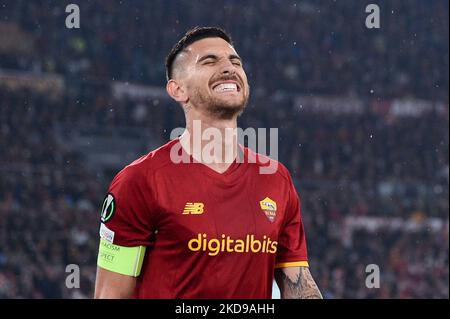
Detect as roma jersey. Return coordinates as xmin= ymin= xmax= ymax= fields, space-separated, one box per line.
xmin=99 ymin=138 xmax=309 ymax=298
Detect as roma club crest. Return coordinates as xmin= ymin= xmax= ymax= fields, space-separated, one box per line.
xmin=259 ymin=197 xmax=277 ymax=222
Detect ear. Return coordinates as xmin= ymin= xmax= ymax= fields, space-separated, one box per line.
xmin=166 ymin=79 xmax=188 ymax=104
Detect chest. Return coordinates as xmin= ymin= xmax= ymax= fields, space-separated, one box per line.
xmin=153 ymin=169 xmax=288 ymax=243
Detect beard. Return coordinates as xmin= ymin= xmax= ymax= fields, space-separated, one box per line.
xmin=190 ymin=86 xmax=249 ymax=120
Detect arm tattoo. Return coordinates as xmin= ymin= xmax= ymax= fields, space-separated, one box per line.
xmin=275 ymin=267 xmax=323 ymax=299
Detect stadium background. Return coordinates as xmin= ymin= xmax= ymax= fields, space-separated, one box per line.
xmin=0 ymin=0 xmax=448 ymax=298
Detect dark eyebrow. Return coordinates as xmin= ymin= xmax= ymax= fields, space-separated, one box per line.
xmin=229 ymin=54 xmax=242 ymax=61
xmin=197 ymin=54 xmax=219 ymax=63
xmin=197 ymin=54 xmax=242 ymax=64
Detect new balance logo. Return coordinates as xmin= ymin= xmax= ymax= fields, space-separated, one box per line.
xmin=183 ymin=202 xmax=205 ymax=215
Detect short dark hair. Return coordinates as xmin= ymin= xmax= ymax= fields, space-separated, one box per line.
xmin=165 ymin=26 xmax=233 ymax=81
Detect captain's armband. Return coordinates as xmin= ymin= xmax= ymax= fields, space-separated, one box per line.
xmin=97 ymin=239 xmax=146 ymax=277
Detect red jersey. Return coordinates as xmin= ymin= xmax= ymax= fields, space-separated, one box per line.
xmin=100 ymin=138 xmax=309 ymax=298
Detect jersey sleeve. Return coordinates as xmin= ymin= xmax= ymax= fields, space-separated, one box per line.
xmin=99 ymin=163 xmax=157 ymax=247
xmin=275 ymin=173 xmax=309 ymax=268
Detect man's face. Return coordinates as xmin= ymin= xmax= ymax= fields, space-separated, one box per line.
xmin=176 ymin=37 xmax=250 ymax=118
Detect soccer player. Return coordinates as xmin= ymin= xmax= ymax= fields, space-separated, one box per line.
xmin=94 ymin=26 xmax=322 ymax=299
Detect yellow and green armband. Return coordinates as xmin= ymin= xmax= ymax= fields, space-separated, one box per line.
xmin=97 ymin=239 xmax=146 ymax=277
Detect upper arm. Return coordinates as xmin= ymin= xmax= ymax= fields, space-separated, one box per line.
xmin=275 ymin=171 xmax=308 ymax=268
xmin=102 ymin=165 xmax=157 ymax=247
xmin=94 ymin=266 xmax=136 ymax=299
xmin=274 ymin=266 xmax=323 ymax=299
xmin=94 ymin=164 xmax=156 ymax=298
xmin=274 ymin=169 xmax=321 ymax=298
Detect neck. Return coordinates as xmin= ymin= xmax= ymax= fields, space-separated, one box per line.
xmin=180 ymin=107 xmax=239 ymax=173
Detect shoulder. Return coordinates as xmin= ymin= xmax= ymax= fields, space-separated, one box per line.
xmin=243 ymin=146 xmax=293 ymax=184
xmin=111 ymin=139 xmax=178 ymax=185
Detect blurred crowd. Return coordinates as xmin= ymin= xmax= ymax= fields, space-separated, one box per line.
xmin=0 ymin=0 xmax=449 ymax=298
xmin=0 ymin=85 xmax=447 ymax=298
xmin=0 ymin=0 xmax=448 ymax=100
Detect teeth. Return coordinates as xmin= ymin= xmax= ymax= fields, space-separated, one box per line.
xmin=213 ymin=83 xmax=238 ymax=92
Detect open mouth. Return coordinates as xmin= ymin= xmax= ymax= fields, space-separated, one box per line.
xmin=212 ymin=81 xmax=241 ymax=93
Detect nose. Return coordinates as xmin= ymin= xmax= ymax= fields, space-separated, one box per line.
xmin=219 ymin=60 xmax=236 ymax=76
